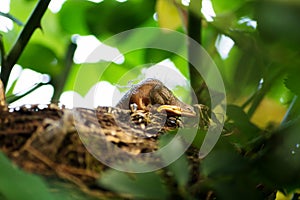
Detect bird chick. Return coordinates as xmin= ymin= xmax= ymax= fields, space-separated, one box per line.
xmin=116 ymin=78 xmax=196 ymax=117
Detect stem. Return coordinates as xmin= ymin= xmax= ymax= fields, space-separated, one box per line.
xmin=1 ymin=34 xmax=6 ymax=106
xmin=0 ymin=35 xmax=5 ymax=67
xmin=0 ymin=0 xmax=51 ymax=88
xmin=246 ymin=84 xmax=266 ymax=118
xmin=0 ymin=12 xmax=23 ymax=26
xmin=247 ymin=68 xmax=283 ymax=118
xmin=51 ymin=41 xmax=77 ymax=102
xmin=188 ymin=0 xmax=203 ymax=103
xmin=281 ymin=95 xmax=300 ymax=125
xmin=241 ymin=92 xmax=256 ymax=109
xmin=6 ymin=82 xmax=48 ymax=103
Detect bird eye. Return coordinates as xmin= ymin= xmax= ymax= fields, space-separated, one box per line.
xmin=187 ymin=107 xmax=193 ymax=111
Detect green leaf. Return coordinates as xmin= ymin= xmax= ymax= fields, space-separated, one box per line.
xmin=212 ymin=0 xmax=246 ymax=14
xmin=9 ymin=0 xmax=35 ymax=26
xmin=226 ymin=105 xmax=261 ymax=147
xmin=44 ymin=178 xmax=98 ymax=200
xmin=171 ymin=55 xmax=189 ymax=79
xmin=232 ymin=49 xmax=263 ymax=93
xmin=143 ymin=31 xmax=185 ymax=64
xmin=72 ymin=63 xmax=106 ymax=96
xmin=159 ymin=133 xmax=189 ymax=187
xmin=5 ymin=77 xmax=18 ymax=98
xmin=18 ymin=43 xmax=61 ymax=76
xmin=201 ymin=149 xmax=263 ymax=199
xmin=58 ymin=0 xmax=92 ymax=35
xmin=227 ymin=104 xmax=260 ymax=134
xmin=267 ymin=74 xmax=291 ymax=104
xmin=256 ymin=118 xmax=300 ymax=191
xmin=0 ymin=153 xmax=55 ymax=200
xmin=254 ymin=1 xmax=300 ymax=49
xmin=201 ymin=149 xmax=247 ymax=177
xmin=67 ymin=61 xmax=134 ymax=96
xmin=98 ymin=170 xmax=169 ymax=199
xmin=285 ymin=68 xmax=300 ymax=96
xmin=156 ymin=0 xmax=183 ymax=30
xmin=85 ymin=1 xmax=156 ymax=37
xmin=100 ymin=62 xmax=134 ymax=84
xmin=168 ymin=155 xmax=189 ymax=187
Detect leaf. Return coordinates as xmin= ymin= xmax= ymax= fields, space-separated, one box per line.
xmin=168 ymin=155 xmax=189 ymax=187
xmin=201 ymin=149 xmax=263 ymax=199
xmin=233 ymin=51 xmax=263 ymax=94
xmin=251 ymin=97 xmax=287 ymax=128
xmin=58 ymin=0 xmax=91 ymax=35
xmin=201 ymin=149 xmax=247 ymax=177
xmin=98 ymin=170 xmax=169 ymax=199
xmin=256 ymin=118 xmax=300 ymax=191
xmin=84 ymin=1 xmax=155 ymax=37
xmin=143 ymin=31 xmax=185 ymax=63
xmin=285 ymin=68 xmax=300 ymax=96
xmin=45 ymin=178 xmax=98 ymax=200
xmin=171 ymin=55 xmax=189 ymax=78
xmin=9 ymin=0 xmax=35 ymax=26
xmin=156 ymin=0 xmax=182 ymax=30
xmin=5 ymin=77 xmax=18 ymax=98
xmin=100 ymin=62 xmax=133 ymax=84
xmin=0 ymin=153 xmax=55 ymax=200
xmin=212 ymin=0 xmax=246 ymax=14
xmin=275 ymin=191 xmax=293 ymax=200
xmin=18 ymin=43 xmax=61 ymax=77
xmin=227 ymin=104 xmax=260 ymax=135
xmin=227 ymin=105 xmax=252 ymax=128
xmin=71 ymin=63 xmax=106 ymax=96
xmin=159 ymin=133 xmax=189 ymax=187
xmin=254 ymin=1 xmax=300 ymax=48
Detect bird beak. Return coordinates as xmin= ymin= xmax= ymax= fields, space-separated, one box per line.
xmin=157 ymin=105 xmax=197 ymax=117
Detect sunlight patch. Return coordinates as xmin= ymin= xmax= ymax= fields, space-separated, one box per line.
xmin=48 ymin=0 xmax=66 ymax=13
xmin=60 ymin=81 xmax=120 ymax=108
xmin=0 ymin=0 xmax=13 ymax=33
xmin=0 ymin=0 xmax=10 ymax=13
xmin=181 ymin=0 xmax=190 ymax=6
xmin=9 ymin=85 xmax=53 ymax=107
xmin=141 ymin=59 xmax=188 ymax=89
xmin=215 ymin=34 xmax=234 ymax=59
xmin=202 ymin=0 xmax=216 ymax=22
xmin=73 ymin=35 xmax=124 ymax=64
xmin=238 ymin=17 xmax=257 ymax=29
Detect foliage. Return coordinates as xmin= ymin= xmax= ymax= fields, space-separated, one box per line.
xmin=1 ymin=0 xmax=300 ymax=199
xmin=0 ymin=153 xmax=62 ymax=200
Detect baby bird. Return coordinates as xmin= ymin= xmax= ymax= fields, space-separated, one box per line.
xmin=116 ymin=78 xmax=196 ymax=117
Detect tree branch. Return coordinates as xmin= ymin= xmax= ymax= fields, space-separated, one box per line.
xmin=187 ymin=0 xmax=205 ymax=103
xmin=281 ymin=95 xmax=300 ymax=125
xmin=6 ymin=82 xmax=48 ymax=103
xmin=0 ymin=11 xmax=23 ymax=26
xmin=51 ymin=41 xmax=77 ymax=102
xmin=0 ymin=35 xmax=5 ymax=67
xmin=0 ymin=0 xmax=51 ymax=89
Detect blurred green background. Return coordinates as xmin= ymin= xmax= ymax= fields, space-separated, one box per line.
xmin=1 ymin=0 xmax=300 ymax=199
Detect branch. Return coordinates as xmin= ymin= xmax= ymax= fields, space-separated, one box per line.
xmin=6 ymin=82 xmax=48 ymax=103
xmin=0 ymin=0 xmax=52 ymax=88
xmin=0 ymin=12 xmax=23 ymax=26
xmin=281 ymin=95 xmax=300 ymax=125
xmin=0 ymin=35 xmax=5 ymax=67
xmin=51 ymin=41 xmax=77 ymax=102
xmin=188 ymin=0 xmax=205 ymax=103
